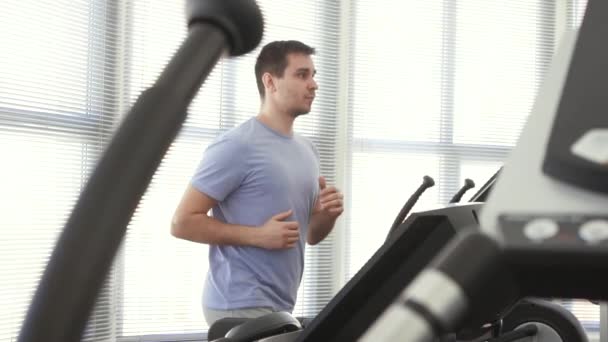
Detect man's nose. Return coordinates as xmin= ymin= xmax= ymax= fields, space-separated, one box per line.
xmin=309 ymin=78 xmax=318 ymax=90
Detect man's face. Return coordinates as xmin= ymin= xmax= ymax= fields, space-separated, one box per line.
xmin=272 ymin=53 xmax=318 ymax=117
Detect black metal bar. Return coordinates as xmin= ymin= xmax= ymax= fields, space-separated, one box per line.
xmin=386 ymin=176 xmax=435 ymax=240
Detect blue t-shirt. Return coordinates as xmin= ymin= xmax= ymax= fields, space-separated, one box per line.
xmin=191 ymin=117 xmax=320 ymax=312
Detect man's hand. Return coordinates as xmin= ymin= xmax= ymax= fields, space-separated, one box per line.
xmin=308 ymin=176 xmax=344 ymax=245
xmin=258 ymin=209 xmax=300 ymax=249
xmin=313 ymin=176 xmax=344 ymax=219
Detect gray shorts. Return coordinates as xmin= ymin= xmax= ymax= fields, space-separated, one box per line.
xmin=203 ymin=306 xmax=274 ymax=326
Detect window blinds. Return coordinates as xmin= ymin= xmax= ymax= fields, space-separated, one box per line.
xmin=346 ymin=0 xmax=554 ymax=281
xmin=0 ymin=0 xmax=118 ymax=341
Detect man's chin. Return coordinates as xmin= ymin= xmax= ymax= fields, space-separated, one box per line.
xmin=292 ymin=108 xmax=312 ymax=117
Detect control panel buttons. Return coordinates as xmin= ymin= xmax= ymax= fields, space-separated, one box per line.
xmin=500 ymin=214 xmax=608 ymax=247
xmin=523 ymin=218 xmax=559 ymax=241
xmin=579 ymin=220 xmax=608 ymax=243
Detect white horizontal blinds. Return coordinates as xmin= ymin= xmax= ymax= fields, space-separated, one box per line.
xmin=453 ymin=1 xmax=553 ymax=147
xmin=555 ymin=300 xmax=600 ymax=335
xmin=0 ymin=0 xmax=119 ymax=341
xmin=568 ymin=0 xmax=588 ymax=28
xmin=346 ymin=0 xmax=554 ymax=281
xmin=0 ymin=132 xmax=113 ymax=342
xmin=119 ymin=0 xmax=341 ymax=336
xmin=453 ymin=0 xmax=554 ymax=202
xmin=346 ymin=0 xmax=444 ymax=280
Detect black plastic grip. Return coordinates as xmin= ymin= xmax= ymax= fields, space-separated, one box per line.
xmin=187 ymin=0 xmax=264 ymax=56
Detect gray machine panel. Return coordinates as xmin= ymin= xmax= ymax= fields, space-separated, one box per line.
xmin=479 ymin=29 xmax=608 ymax=243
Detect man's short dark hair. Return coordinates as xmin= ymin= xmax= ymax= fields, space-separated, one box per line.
xmin=255 ymin=40 xmax=316 ymax=99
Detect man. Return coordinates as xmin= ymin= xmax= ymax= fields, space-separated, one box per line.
xmin=171 ymin=40 xmax=344 ymax=325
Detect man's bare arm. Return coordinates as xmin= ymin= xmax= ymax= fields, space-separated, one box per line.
xmin=308 ymin=213 xmax=338 ymax=245
xmin=307 ymin=177 xmax=344 ymax=245
xmin=171 ymin=185 xmax=299 ymax=249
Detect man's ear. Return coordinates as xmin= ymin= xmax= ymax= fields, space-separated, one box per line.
xmin=262 ymin=73 xmax=275 ymax=93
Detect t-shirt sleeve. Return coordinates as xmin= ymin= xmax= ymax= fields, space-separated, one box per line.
xmin=191 ymin=137 xmax=247 ymax=202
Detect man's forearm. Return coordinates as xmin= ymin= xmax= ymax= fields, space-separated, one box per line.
xmin=308 ymin=213 xmax=337 ymax=245
xmin=172 ymin=213 xmax=261 ymax=246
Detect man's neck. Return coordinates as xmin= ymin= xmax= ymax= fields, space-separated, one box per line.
xmin=257 ymin=105 xmax=295 ymax=136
